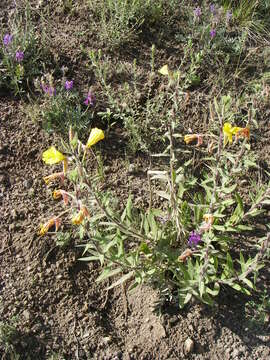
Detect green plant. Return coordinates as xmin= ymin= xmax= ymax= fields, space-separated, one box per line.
xmin=245 ymin=289 xmax=270 ymax=328
xmin=88 ymin=0 xmax=177 ymax=48
xmin=0 ymin=3 xmax=50 ymax=95
xmin=0 ymin=317 xmax=20 ymax=359
xmin=30 ymin=73 xmax=94 ymax=136
xmin=40 ymin=94 xmax=269 ymax=308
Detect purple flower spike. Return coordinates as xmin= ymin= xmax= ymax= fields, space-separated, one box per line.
xmin=84 ymin=91 xmax=96 ymax=106
xmin=65 ymin=80 xmax=73 ymax=90
xmin=210 ymin=28 xmax=216 ymax=38
xmin=15 ymin=51 xmax=24 ymax=62
xmin=188 ymin=231 xmax=201 ymax=248
xmin=194 ymin=7 xmax=202 ymax=18
xmin=3 ymin=34 xmax=13 ymax=46
xmin=226 ymin=10 xmax=233 ymax=22
xmin=210 ymin=4 xmax=215 ymax=14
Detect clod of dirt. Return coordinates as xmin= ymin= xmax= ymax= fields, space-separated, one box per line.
xmin=184 ymin=337 xmax=195 ymax=354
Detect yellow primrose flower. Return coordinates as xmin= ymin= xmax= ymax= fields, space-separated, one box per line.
xmin=223 ymin=123 xmax=234 ymax=146
xmin=43 ymin=172 xmax=65 ymax=185
xmin=39 ymin=217 xmax=61 ymax=236
xmin=86 ymin=128 xmax=105 ymax=148
xmin=184 ymin=134 xmax=203 ymax=146
xmin=159 ymin=64 xmax=170 ymax=76
xmin=223 ymin=123 xmax=250 ymax=146
xmin=72 ymin=206 xmax=89 ymax=225
xmin=42 ymin=146 xmax=66 ymax=165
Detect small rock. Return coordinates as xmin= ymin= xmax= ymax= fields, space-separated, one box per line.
xmin=23 ymin=309 xmax=31 ymax=321
xmin=128 ymin=163 xmax=137 ymax=174
xmin=9 ymin=223 xmax=16 ymax=231
xmin=23 ymin=179 xmax=33 ymax=189
xmin=28 ymin=188 xmax=35 ymax=196
xmin=11 ymin=209 xmax=18 ymax=219
xmin=168 ymin=315 xmax=178 ymax=326
xmin=184 ymin=338 xmax=194 ymax=354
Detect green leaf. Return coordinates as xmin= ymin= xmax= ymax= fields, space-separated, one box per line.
xmin=96 ymin=267 xmax=122 ymax=283
xmin=242 ymin=278 xmax=254 ymax=289
xmin=206 ymin=282 xmax=220 ymax=296
xmin=107 ymin=271 xmax=135 ymax=290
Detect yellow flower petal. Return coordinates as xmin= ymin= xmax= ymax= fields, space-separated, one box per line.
xmin=86 ymin=128 xmax=105 ymax=148
xmin=42 ymin=146 xmax=66 ymax=165
xmin=158 ymin=64 xmax=169 ymax=76
xmin=223 ymin=123 xmax=233 ymax=146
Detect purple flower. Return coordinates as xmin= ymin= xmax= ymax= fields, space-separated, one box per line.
xmin=15 ymin=51 xmax=24 ymax=62
xmin=210 ymin=28 xmax=216 ymax=38
xmin=84 ymin=91 xmax=96 ymax=106
xmin=3 ymin=34 xmax=13 ymax=46
xmin=194 ymin=7 xmax=201 ymax=18
xmin=65 ymin=80 xmax=73 ymax=90
xmin=188 ymin=231 xmax=201 ymax=248
xmin=210 ymin=4 xmax=215 ymax=14
xmin=226 ymin=10 xmax=233 ymax=22
xmin=41 ymin=82 xmax=55 ymax=96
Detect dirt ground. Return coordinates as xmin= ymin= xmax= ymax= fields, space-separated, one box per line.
xmin=1 ymin=0 xmax=270 ymax=359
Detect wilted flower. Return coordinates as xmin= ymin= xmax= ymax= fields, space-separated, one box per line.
xmin=72 ymin=206 xmax=89 ymax=225
xmin=184 ymin=134 xmax=203 ymax=146
xmin=15 ymin=51 xmax=24 ymax=62
xmin=200 ymin=214 xmax=214 ymax=232
xmin=86 ymin=128 xmax=105 ymax=148
xmin=53 ymin=189 xmax=69 ymax=205
xmin=3 ymin=34 xmax=13 ymax=46
xmin=188 ymin=231 xmax=201 ymax=248
xmin=234 ymin=127 xmax=250 ymax=141
xmin=210 ymin=28 xmax=216 ymax=38
xmin=65 ymin=80 xmax=73 ymax=90
xmin=43 ymin=172 xmax=65 ymax=185
xmin=178 ymin=248 xmax=193 ymax=262
xmin=194 ymin=7 xmax=202 ymax=18
xmin=41 ymin=82 xmax=55 ymax=96
xmin=84 ymin=91 xmax=96 ymax=106
xmin=39 ymin=217 xmax=61 ymax=236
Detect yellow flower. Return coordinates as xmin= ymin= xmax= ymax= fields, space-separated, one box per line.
xmin=43 ymin=172 xmax=65 ymax=185
xmin=184 ymin=134 xmax=203 ymax=146
xmin=86 ymin=128 xmax=105 ymax=148
xmin=223 ymin=123 xmax=250 ymax=146
xmin=39 ymin=217 xmax=61 ymax=236
xmin=223 ymin=123 xmax=234 ymax=146
xmin=158 ymin=64 xmax=170 ymax=76
xmin=42 ymin=146 xmax=66 ymax=165
xmin=72 ymin=206 xmax=89 ymax=225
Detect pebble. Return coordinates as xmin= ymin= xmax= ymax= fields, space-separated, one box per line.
xmin=128 ymin=163 xmax=137 ymax=174
xmin=23 ymin=309 xmax=31 ymax=321
xmin=184 ymin=338 xmax=194 ymax=354
xmin=23 ymin=179 xmax=33 ymax=188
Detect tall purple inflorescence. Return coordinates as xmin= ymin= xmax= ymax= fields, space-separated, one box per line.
xmin=188 ymin=231 xmax=201 ymax=248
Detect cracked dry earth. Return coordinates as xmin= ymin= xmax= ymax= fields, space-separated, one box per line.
xmin=0 ymin=97 xmax=270 ymax=359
